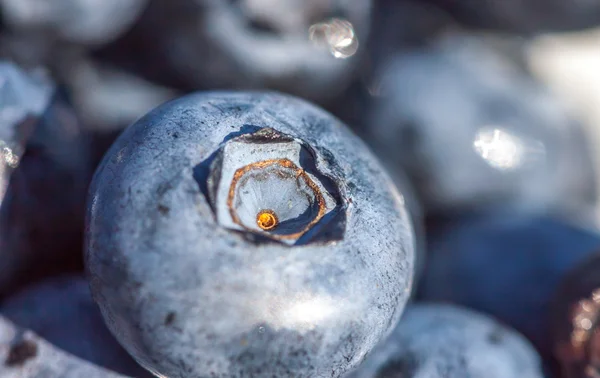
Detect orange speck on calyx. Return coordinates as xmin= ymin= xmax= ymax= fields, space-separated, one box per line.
xmin=257 ymin=210 xmax=278 ymax=231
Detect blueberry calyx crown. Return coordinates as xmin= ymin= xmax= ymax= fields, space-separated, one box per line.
xmin=196 ymin=126 xmax=346 ymax=246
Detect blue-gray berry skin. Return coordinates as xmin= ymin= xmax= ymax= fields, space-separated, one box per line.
xmin=0 ymin=275 xmax=151 ymax=377
xmin=0 ymin=315 xmax=130 ymax=378
xmin=368 ymin=34 xmax=596 ymax=216
xmin=345 ymin=304 xmax=544 ymax=378
xmin=86 ymin=91 xmax=415 ymax=378
xmin=0 ymin=61 xmax=91 ymax=295
xmin=418 ymin=214 xmax=600 ymax=356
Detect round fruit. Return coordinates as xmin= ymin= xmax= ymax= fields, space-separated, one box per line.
xmin=86 ymin=91 xmax=415 ymax=378
xmin=347 ymin=304 xmax=544 ymax=378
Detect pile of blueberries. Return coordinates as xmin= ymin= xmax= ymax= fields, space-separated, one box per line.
xmin=2 ymin=0 xmax=600 ymax=377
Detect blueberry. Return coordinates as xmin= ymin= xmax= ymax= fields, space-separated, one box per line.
xmin=0 ymin=61 xmax=91 ymax=295
xmin=0 ymin=315 xmax=130 ymax=377
xmin=85 ymin=91 xmax=415 ymax=378
xmin=418 ymin=213 xmax=600 ymax=356
xmin=96 ymin=0 xmax=371 ymax=100
xmin=0 ymin=275 xmax=152 ymax=377
xmin=346 ymin=304 xmax=544 ymax=378
xmin=0 ymin=0 xmax=149 ymax=45
xmin=54 ymin=56 xmax=178 ymax=134
xmin=367 ymin=34 xmax=596 ymax=215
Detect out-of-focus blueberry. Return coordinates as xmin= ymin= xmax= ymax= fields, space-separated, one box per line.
xmin=421 ymin=0 xmax=600 ymax=33
xmin=552 ymin=253 xmax=600 ymax=378
xmin=326 ymin=0 xmax=456 ymax=130
xmin=0 ymin=62 xmax=52 ymax=197
xmin=0 ymin=0 xmax=148 ymax=46
xmin=345 ymin=304 xmax=544 ymax=378
xmin=0 ymin=61 xmax=91 ymax=295
xmin=86 ymin=91 xmax=415 ymax=378
xmin=97 ymin=0 xmax=371 ymax=101
xmin=52 ymin=55 xmax=178 ymax=134
xmin=418 ymin=214 xmax=600 ymax=356
xmin=368 ymin=34 xmax=596 ymax=216
xmin=0 ymin=314 xmax=130 ymax=378
xmin=49 ymin=54 xmax=179 ymax=168
xmin=0 ymin=275 xmax=152 ymax=377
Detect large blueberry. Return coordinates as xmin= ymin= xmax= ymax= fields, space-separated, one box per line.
xmin=0 ymin=275 xmax=151 ymax=377
xmin=418 ymin=214 xmax=600 ymax=356
xmin=86 ymin=92 xmax=415 ymax=378
xmin=346 ymin=304 xmax=544 ymax=378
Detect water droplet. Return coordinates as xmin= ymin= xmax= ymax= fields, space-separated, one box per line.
xmin=309 ymin=18 xmax=359 ymax=59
